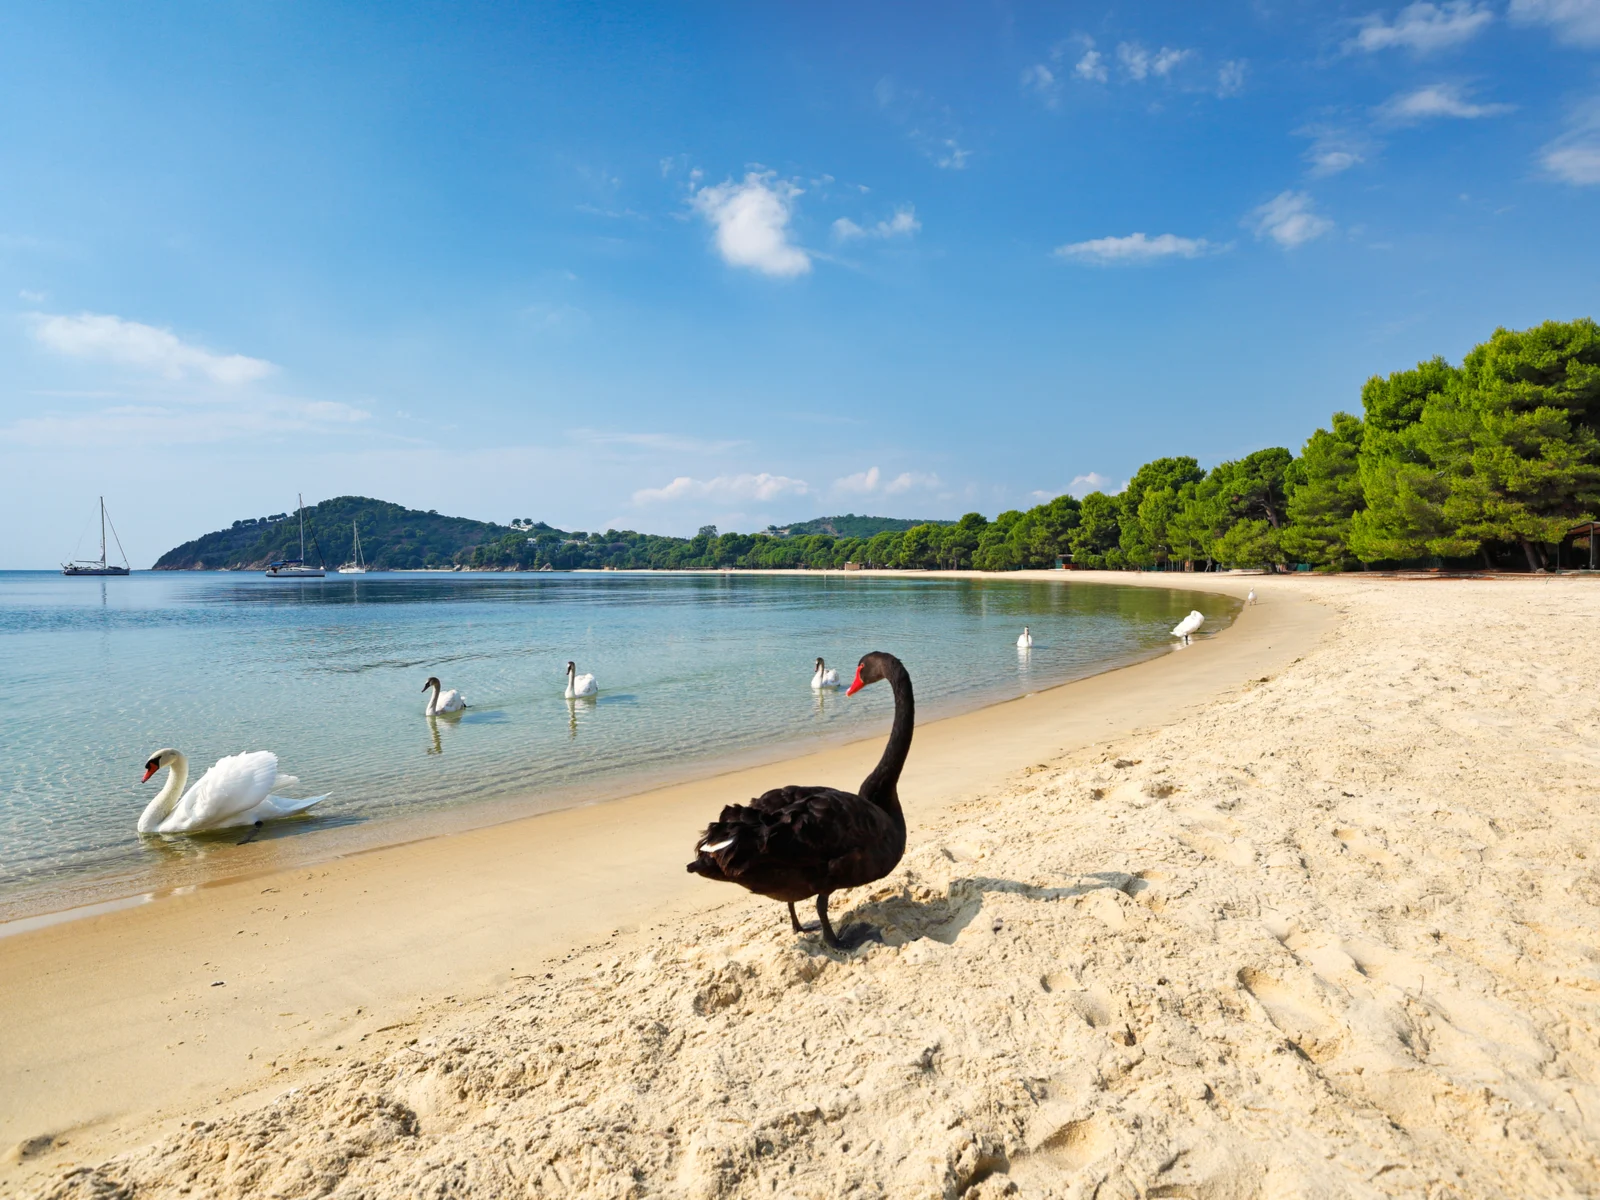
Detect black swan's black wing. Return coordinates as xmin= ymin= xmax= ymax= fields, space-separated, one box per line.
xmin=686 ymin=784 xmax=901 ymax=898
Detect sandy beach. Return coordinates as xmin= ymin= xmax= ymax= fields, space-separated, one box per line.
xmin=7 ymin=570 xmax=1600 ymax=1198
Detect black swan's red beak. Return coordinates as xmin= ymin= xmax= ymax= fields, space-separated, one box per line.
xmin=141 ymin=763 xmax=158 ymax=783
xmin=846 ymin=665 xmax=865 ymax=696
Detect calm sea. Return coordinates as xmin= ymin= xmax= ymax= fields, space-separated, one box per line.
xmin=0 ymin=571 xmax=1233 ymax=921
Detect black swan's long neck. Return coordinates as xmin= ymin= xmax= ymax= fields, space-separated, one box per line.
xmin=859 ymin=662 xmax=913 ymax=827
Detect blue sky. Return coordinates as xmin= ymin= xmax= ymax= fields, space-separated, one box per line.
xmin=3 ymin=0 xmax=1598 ymax=566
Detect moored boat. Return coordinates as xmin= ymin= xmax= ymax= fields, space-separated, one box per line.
xmin=62 ymin=497 xmax=131 ymax=576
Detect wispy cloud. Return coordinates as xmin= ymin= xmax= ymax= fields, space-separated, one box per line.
xmin=1296 ymin=124 xmax=1375 ymax=177
xmin=569 ymin=429 xmax=745 ymax=454
xmin=1074 ymin=48 xmax=1108 ymax=83
xmin=27 ymin=312 xmax=275 ymax=385
xmin=0 ymin=398 xmax=368 ymax=448
xmin=633 ymin=472 xmax=810 ymax=505
xmin=832 ymin=206 xmax=921 ymax=242
xmin=689 ymin=172 xmax=810 ymax=278
xmin=1117 ymin=42 xmax=1191 ymax=82
xmin=1068 ymin=472 xmax=1114 ymax=496
xmin=1020 ymin=63 xmax=1060 ymax=108
xmin=1377 ymin=83 xmax=1514 ymax=124
xmin=832 ymin=466 xmax=940 ymax=496
xmin=18 ymin=289 xmax=45 ymax=304
xmin=876 ymin=77 xmax=973 ymax=171
xmin=1053 ymin=232 xmax=1221 ymax=265
xmin=1216 ymin=60 xmax=1247 ymax=97
xmin=1509 ymin=0 xmax=1600 ymax=47
xmin=1347 ymin=2 xmax=1493 ymax=54
xmin=921 ymin=136 xmax=971 ymax=170
xmin=1248 ymin=192 xmax=1334 ymax=248
xmin=1540 ymin=97 xmax=1600 ymax=184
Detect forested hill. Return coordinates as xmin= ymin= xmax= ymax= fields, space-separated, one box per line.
xmin=153 ymin=497 xmax=514 ymax=570
xmin=768 ymin=514 xmax=950 ymax=538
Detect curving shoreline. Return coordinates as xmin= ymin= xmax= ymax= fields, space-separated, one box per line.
xmin=1 ymin=570 xmax=1326 ymax=1186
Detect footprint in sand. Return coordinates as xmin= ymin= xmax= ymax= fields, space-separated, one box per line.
xmin=1238 ymin=967 xmax=1347 ymax=1063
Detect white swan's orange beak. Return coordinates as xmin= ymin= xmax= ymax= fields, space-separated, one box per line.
xmin=846 ymin=665 xmax=865 ymax=696
xmin=141 ymin=762 xmax=159 ymax=783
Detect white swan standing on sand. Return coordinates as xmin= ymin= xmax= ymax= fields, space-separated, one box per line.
xmin=811 ymin=657 xmax=841 ymax=690
xmin=1172 ymin=610 xmax=1205 ymax=645
xmin=1017 ymin=626 xmax=1033 ymax=649
xmin=138 ymin=749 xmax=326 ymax=834
xmin=1247 ymin=588 xmax=1257 ymax=606
xmin=565 ymin=661 xmax=598 ymax=698
xmin=423 ymin=675 xmax=466 ymax=715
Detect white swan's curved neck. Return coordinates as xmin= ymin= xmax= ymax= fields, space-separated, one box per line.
xmin=138 ymin=754 xmax=188 ymax=833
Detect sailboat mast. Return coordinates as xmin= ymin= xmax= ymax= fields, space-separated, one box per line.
xmin=99 ymin=496 xmax=107 ymax=565
xmin=298 ymin=493 xmax=306 ymax=560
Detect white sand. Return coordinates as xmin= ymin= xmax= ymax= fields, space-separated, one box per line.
xmin=11 ymin=574 xmax=1600 ymax=1198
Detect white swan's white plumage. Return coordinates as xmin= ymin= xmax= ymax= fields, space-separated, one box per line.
xmin=1017 ymin=626 xmax=1033 ymax=649
xmin=423 ymin=676 xmax=466 ymax=715
xmin=1172 ymin=610 xmax=1205 ymax=644
xmin=565 ymin=661 xmax=598 ymax=698
xmin=810 ymin=657 xmax=841 ymax=690
xmin=138 ymin=749 xmax=326 ymax=835
xmin=1246 ymin=588 xmax=1257 ymax=605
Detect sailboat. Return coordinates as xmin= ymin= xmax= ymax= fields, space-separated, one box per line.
xmin=265 ymin=495 xmax=326 ymax=578
xmin=62 ymin=497 xmax=131 ymax=576
xmin=337 ymin=521 xmax=367 ymax=574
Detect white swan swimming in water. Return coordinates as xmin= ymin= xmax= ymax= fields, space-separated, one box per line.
xmin=1172 ymin=610 xmax=1205 ymax=644
xmin=423 ymin=675 xmax=466 ymax=715
xmin=565 ymin=661 xmax=598 ymax=698
xmin=811 ymin=657 xmax=841 ymax=690
xmin=138 ymin=749 xmax=326 ymax=835
xmin=1017 ymin=626 xmax=1033 ymax=649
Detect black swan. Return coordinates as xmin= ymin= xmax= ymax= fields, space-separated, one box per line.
xmin=686 ymin=651 xmax=913 ymax=949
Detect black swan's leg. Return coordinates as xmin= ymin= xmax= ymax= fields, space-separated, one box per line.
xmin=816 ymin=892 xmax=842 ymax=948
xmin=788 ymin=901 xmax=802 ymax=933
xmin=815 ymin=892 xmax=882 ymax=951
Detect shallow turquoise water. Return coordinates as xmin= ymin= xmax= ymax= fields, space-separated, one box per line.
xmin=0 ymin=571 xmax=1233 ymax=918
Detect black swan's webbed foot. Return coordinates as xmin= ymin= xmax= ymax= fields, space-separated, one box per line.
xmin=813 ymin=892 xmax=880 ymax=950
xmin=236 ymin=820 xmax=264 ymax=846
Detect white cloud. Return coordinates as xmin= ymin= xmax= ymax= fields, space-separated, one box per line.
xmin=689 ymin=172 xmax=811 ymax=278
xmin=928 ymin=138 xmax=970 ymax=170
xmin=833 ymin=466 xmax=940 ymax=496
xmin=1545 ymin=143 xmax=1600 ymax=183
xmin=1296 ymin=125 xmax=1374 ymax=177
xmin=1217 ymin=60 xmax=1247 ymax=97
xmin=27 ymin=312 xmax=274 ymax=385
xmin=0 ymin=398 xmax=368 ymax=448
xmin=1068 ymin=472 xmax=1114 ymax=496
xmin=1248 ymin=191 xmax=1335 ymax=248
xmin=1540 ymin=99 xmax=1600 ymax=184
xmin=1377 ymin=83 xmax=1514 ymax=124
xmin=1053 ymin=232 xmax=1219 ymax=265
xmin=1347 ymin=2 xmax=1493 ymax=53
xmin=1117 ymin=42 xmax=1190 ymax=82
xmin=633 ymin=472 xmax=810 ymax=505
xmin=1509 ymin=0 xmax=1600 ymax=46
xmin=569 ymin=429 xmax=745 ymax=454
xmin=832 ymin=206 xmax=921 ymax=242
xmin=1021 ymin=63 xmax=1060 ymax=107
xmin=18 ymin=289 xmax=45 ymax=303
xmin=1074 ymin=48 xmax=1108 ymax=83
